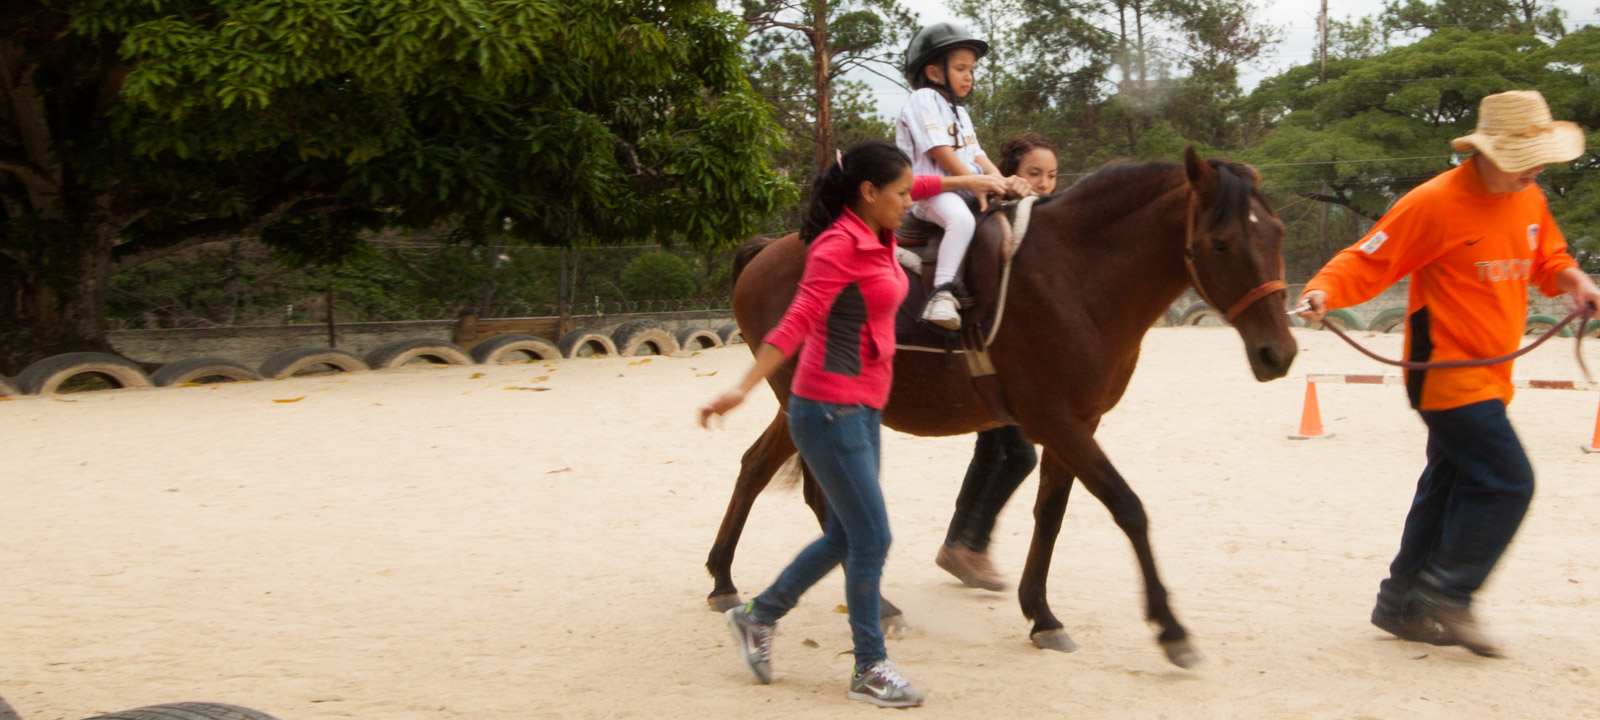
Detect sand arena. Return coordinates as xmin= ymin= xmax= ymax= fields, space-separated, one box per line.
xmin=3 ymin=326 xmax=1599 ymax=719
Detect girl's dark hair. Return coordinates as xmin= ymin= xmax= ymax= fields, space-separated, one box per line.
xmin=799 ymin=140 xmax=912 ymax=244
xmin=997 ymin=133 xmax=1057 ymax=176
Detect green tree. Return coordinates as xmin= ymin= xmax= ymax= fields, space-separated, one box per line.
xmin=738 ymin=0 xmax=913 ymax=174
xmin=0 ymin=0 xmax=793 ymax=374
xmin=1381 ymin=0 xmax=1566 ymax=39
xmin=1239 ymin=26 xmax=1600 ymax=276
xmin=620 ymin=252 xmax=698 ymax=300
xmin=952 ymin=0 xmax=1278 ymax=168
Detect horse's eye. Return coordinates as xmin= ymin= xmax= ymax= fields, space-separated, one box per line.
xmin=1212 ymin=238 xmax=1228 ymax=254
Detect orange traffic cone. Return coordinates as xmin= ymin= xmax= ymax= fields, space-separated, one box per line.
xmin=1583 ymin=395 xmax=1600 ymax=454
xmin=1288 ymin=380 xmax=1333 ymax=440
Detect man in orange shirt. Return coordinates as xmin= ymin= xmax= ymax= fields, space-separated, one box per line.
xmin=1299 ymin=90 xmax=1600 ymax=657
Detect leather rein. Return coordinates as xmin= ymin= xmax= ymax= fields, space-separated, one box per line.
xmin=1320 ymin=304 xmax=1594 ymax=380
xmin=1184 ymin=191 xmax=1287 ymax=322
xmin=1183 ymin=191 xmax=1596 ymax=380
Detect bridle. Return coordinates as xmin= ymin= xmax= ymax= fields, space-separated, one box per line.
xmin=1184 ymin=190 xmax=1287 ymax=323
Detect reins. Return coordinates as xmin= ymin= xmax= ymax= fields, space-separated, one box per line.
xmin=1184 ymin=191 xmax=1287 ymax=322
xmin=1183 ymin=186 xmax=1596 ymax=381
xmin=1319 ymin=305 xmax=1595 ymax=380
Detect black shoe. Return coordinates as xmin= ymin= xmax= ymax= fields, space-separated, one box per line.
xmin=1371 ymin=606 xmax=1458 ymax=646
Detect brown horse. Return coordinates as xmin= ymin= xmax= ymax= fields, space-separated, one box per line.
xmin=705 ymin=148 xmax=1297 ymax=667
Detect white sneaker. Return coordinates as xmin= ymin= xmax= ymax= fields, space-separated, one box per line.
xmin=921 ymin=291 xmax=960 ymax=330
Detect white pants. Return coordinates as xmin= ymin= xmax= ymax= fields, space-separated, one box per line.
xmin=912 ymin=191 xmax=975 ymax=288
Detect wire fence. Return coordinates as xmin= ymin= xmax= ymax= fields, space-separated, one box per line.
xmin=106 ymin=296 xmax=736 ymax=331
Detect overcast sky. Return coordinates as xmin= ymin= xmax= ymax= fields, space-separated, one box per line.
xmin=861 ymin=0 xmax=1600 ymax=117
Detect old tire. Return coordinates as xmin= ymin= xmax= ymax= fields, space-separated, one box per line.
xmin=0 ymin=375 xmax=17 ymax=398
xmin=717 ymin=322 xmax=745 ymax=345
xmin=365 ymin=338 xmax=473 ymax=369
xmin=1180 ymin=303 xmax=1226 ymax=327
xmin=1522 ymin=313 xmax=1568 ymax=338
xmin=676 ymin=327 xmax=723 ymax=351
xmin=1318 ymin=308 xmax=1365 ymax=332
xmin=612 ymin=320 xmax=679 ymax=357
xmin=1368 ymin=307 xmax=1407 ymax=334
xmin=151 ymin=357 xmax=262 ymax=387
xmin=15 ymin=352 xmax=153 ymax=395
xmin=259 ymin=347 xmax=369 ymax=379
xmin=471 ymin=334 xmax=562 ymax=364
xmin=81 ymin=702 xmax=282 ymax=720
xmin=558 ymin=329 xmax=617 ymax=358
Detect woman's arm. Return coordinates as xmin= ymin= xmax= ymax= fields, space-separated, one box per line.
xmin=698 ymin=343 xmax=786 ymax=428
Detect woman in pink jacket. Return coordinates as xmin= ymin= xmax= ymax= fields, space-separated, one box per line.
xmin=699 ymin=140 xmax=1002 ymax=708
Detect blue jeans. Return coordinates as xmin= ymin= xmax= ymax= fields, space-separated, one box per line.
xmin=1376 ymin=400 xmax=1534 ymax=614
xmin=750 ymin=395 xmax=891 ymax=668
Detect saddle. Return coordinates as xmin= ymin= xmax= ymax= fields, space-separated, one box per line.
xmin=893 ymin=196 xmax=1030 ymax=343
xmin=892 ymin=195 xmax=1040 ymax=426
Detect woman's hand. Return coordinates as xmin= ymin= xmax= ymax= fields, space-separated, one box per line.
xmin=699 ymin=387 xmax=748 ymax=429
xmin=942 ymin=174 xmax=1007 ymax=211
xmin=697 ymin=343 xmax=786 ymax=430
xmin=1002 ymin=175 xmax=1034 ymax=198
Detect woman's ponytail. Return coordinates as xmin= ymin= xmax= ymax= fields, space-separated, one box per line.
xmin=799 ymin=162 xmax=850 ymax=245
xmin=798 ymin=140 xmax=912 ymax=245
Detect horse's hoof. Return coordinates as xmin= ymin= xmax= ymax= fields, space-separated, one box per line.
xmin=1161 ymin=638 xmax=1202 ymax=668
xmin=1030 ymin=628 xmax=1079 ymax=653
xmin=707 ymin=593 xmax=742 ymax=612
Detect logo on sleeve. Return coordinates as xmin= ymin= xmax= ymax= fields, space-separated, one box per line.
xmin=1527 ymin=223 xmax=1539 ymax=250
xmin=1359 ymin=231 xmax=1390 ymax=255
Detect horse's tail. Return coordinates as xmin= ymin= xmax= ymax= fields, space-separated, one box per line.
xmin=731 ymin=235 xmax=781 ymax=288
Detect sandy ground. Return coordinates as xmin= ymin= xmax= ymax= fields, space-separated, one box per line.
xmin=3 ymin=326 xmax=1600 ymax=720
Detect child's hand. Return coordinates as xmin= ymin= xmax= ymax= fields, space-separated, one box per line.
xmin=1003 ymin=176 xmax=1034 ymax=198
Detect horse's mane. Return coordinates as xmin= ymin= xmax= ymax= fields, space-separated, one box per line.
xmin=1052 ymin=158 xmax=1263 ymax=230
xmin=732 ymin=234 xmax=782 ymax=287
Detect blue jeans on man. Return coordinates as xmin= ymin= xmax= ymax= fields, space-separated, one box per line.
xmin=1376 ymin=399 xmax=1534 ymax=616
xmin=748 ymin=395 xmax=892 ymax=668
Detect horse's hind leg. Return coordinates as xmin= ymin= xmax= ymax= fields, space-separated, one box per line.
xmin=798 ymin=460 xmax=909 ymax=634
xmin=1031 ymin=419 xmax=1197 ymax=667
xmin=1017 ymin=453 xmax=1078 ymax=652
xmin=705 ymin=411 xmax=797 ymax=611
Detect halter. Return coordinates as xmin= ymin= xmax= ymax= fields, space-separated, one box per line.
xmin=1184 ymin=191 xmax=1287 ymax=323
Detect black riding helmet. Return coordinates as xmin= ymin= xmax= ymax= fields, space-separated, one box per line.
xmin=903 ymin=22 xmax=989 ymax=90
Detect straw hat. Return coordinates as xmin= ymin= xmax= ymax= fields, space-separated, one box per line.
xmin=1451 ymin=90 xmax=1587 ymax=173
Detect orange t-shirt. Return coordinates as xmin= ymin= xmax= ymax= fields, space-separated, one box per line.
xmin=1303 ymin=159 xmax=1578 ymax=411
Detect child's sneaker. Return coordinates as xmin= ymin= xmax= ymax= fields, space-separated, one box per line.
xmin=921 ymin=291 xmax=960 ymax=330
xmin=724 ymin=602 xmax=773 ymax=684
xmin=847 ymin=659 xmax=924 ymax=708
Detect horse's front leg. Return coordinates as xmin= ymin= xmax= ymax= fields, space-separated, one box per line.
xmin=1031 ymin=416 xmax=1199 ymax=668
xmin=1018 ymin=452 xmax=1077 ymax=652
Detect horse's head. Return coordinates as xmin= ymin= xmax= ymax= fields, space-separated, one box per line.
xmin=1181 ymin=146 xmax=1297 ymax=381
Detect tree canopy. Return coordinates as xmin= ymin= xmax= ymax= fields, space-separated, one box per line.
xmin=0 ymin=0 xmax=793 ymax=373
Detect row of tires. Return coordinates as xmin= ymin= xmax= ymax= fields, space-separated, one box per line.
xmin=1171 ymin=301 xmax=1600 ymax=337
xmin=0 ymin=320 xmax=745 ymax=397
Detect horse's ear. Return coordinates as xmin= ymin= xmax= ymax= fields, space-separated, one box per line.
xmin=1183 ymin=146 xmax=1216 ymax=194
